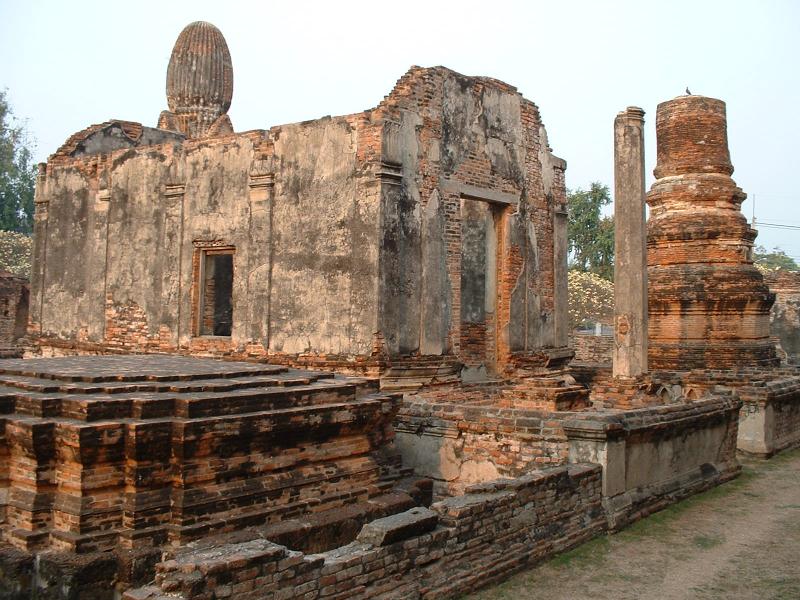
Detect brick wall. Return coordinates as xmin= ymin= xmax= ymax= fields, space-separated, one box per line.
xmin=395 ymin=388 xmax=571 ymax=496
xmin=125 ymin=464 xmax=603 ymax=600
xmin=571 ymin=333 xmax=613 ymax=364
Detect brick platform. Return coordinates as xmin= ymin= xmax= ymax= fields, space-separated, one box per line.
xmin=0 ymin=356 xmax=405 ymax=554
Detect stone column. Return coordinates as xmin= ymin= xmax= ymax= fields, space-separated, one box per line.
xmin=613 ymin=107 xmax=648 ymax=378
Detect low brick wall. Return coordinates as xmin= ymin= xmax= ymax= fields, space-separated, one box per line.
xmin=125 ymin=464 xmax=604 ymax=600
xmin=564 ymin=395 xmax=742 ymax=529
xmin=570 ymin=333 xmax=612 ymax=364
xmin=395 ymin=392 xmax=571 ymax=496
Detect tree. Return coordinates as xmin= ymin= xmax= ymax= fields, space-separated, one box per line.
xmin=0 ymin=90 xmax=36 ymax=234
xmin=567 ymin=182 xmax=614 ymax=280
xmin=568 ymin=269 xmax=614 ymax=330
xmin=0 ymin=230 xmax=32 ymax=277
xmin=753 ymin=246 xmax=799 ymax=271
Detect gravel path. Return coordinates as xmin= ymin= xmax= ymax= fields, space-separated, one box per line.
xmin=465 ymin=448 xmax=800 ymax=600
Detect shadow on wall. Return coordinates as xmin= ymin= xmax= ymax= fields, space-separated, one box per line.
xmin=0 ymin=273 xmax=28 ymax=347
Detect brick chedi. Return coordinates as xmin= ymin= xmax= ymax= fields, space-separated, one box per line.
xmin=647 ymin=96 xmax=777 ymax=370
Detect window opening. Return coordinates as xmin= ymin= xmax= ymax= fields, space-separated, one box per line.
xmin=199 ymin=251 xmax=234 ymax=336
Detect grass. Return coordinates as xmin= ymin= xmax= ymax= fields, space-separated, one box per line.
xmin=619 ymin=466 xmax=759 ymax=535
xmin=692 ymin=534 xmax=724 ymax=549
xmin=548 ymin=535 xmax=611 ymax=569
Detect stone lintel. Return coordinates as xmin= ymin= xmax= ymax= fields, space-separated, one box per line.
xmin=562 ymin=417 xmax=626 ymax=441
xmin=442 ymin=180 xmax=520 ymax=206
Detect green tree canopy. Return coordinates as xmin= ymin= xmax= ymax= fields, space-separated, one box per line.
xmin=0 ymin=90 xmax=36 ymax=234
xmin=0 ymin=230 xmax=32 ymax=278
xmin=568 ymin=269 xmax=614 ymax=330
xmin=567 ymin=182 xmax=614 ymax=280
xmin=753 ymin=245 xmax=799 ymax=271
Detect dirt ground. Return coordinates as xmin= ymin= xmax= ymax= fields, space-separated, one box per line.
xmin=464 ymin=448 xmax=800 ymax=600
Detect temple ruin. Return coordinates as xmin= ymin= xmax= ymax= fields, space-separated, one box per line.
xmin=0 ymin=19 xmax=798 ymax=600
xmin=647 ymin=96 xmax=778 ymax=370
xmin=29 ymin=22 xmax=571 ymax=390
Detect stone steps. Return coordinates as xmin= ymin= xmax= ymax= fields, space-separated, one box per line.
xmin=0 ymin=356 xmax=403 ymax=555
xmin=1 ymin=381 xmax=364 ymax=421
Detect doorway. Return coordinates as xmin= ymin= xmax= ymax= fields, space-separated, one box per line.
xmin=460 ymin=198 xmax=500 ymax=380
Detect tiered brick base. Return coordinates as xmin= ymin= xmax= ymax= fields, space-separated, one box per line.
xmin=0 ymin=356 xmax=405 ymax=554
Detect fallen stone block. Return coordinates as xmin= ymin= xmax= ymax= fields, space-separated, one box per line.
xmin=356 ymin=507 xmax=438 ymax=547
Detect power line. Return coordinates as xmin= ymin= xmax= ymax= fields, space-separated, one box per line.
xmin=756 ymin=222 xmax=800 ymax=230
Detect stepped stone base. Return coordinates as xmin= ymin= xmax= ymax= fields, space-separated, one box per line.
xmin=0 ymin=355 xmax=408 ymax=555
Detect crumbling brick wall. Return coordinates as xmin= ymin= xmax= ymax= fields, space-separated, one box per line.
xmin=571 ymin=332 xmax=613 ymax=364
xmin=763 ymin=270 xmax=800 ymax=362
xmin=127 ymin=464 xmax=603 ymax=600
xmin=394 ymin=389 xmax=571 ymax=496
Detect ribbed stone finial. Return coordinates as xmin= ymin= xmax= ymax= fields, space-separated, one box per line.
xmin=158 ymin=21 xmax=234 ymax=138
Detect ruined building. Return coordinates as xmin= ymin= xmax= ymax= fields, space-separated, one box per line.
xmin=29 ymin=21 xmax=570 ymax=388
xmin=3 ymin=20 xmax=796 ymax=600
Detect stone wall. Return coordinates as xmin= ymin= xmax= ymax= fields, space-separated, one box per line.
xmin=564 ymin=395 xmax=741 ymax=529
xmin=32 ymin=120 xmax=379 ymax=362
xmin=123 ymin=464 xmax=604 ymax=600
xmin=764 ymin=270 xmax=800 ymax=362
xmin=30 ymin=66 xmax=569 ymax=381
xmin=714 ymin=368 xmax=800 ymax=457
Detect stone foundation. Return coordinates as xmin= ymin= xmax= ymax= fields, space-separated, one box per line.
xmin=0 ymin=356 xmax=409 ymax=555
xmin=563 ymin=395 xmax=741 ymax=529
xmin=394 ymin=384 xmax=580 ymax=497
xmin=665 ymin=367 xmax=800 ymax=458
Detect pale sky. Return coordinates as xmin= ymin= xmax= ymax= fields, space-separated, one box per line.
xmin=1 ymin=0 xmax=798 ymax=256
